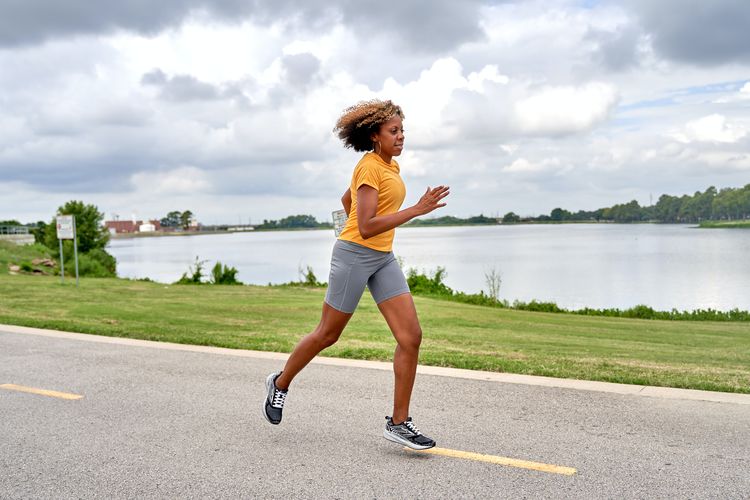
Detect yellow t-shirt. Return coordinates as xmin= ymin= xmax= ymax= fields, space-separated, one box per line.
xmin=338 ymin=152 xmax=406 ymax=252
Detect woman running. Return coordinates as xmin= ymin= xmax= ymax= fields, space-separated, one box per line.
xmin=263 ymin=99 xmax=450 ymax=450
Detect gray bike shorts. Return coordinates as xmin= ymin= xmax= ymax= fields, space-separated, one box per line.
xmin=324 ymin=239 xmax=410 ymax=314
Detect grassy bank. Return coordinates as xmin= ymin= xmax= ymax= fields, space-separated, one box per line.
xmin=1 ymin=273 xmax=748 ymax=394
xmin=698 ymin=220 xmax=750 ymax=229
xmin=0 ymin=240 xmax=57 ymax=275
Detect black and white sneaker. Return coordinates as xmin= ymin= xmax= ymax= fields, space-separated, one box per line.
xmin=383 ymin=416 xmax=436 ymax=450
xmin=263 ymin=372 xmax=287 ymax=425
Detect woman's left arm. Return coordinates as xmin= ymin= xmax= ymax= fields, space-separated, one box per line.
xmin=357 ymin=185 xmax=450 ymax=239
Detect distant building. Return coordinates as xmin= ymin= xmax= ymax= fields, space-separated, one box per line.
xmin=105 ymin=220 xmax=162 ymax=234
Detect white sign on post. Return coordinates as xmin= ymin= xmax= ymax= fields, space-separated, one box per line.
xmin=56 ymin=215 xmax=75 ymax=239
xmin=56 ymin=215 xmax=79 ymax=286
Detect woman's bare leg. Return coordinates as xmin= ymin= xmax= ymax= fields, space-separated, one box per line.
xmin=377 ymin=293 xmax=422 ymax=424
xmin=274 ymin=302 xmax=353 ymax=390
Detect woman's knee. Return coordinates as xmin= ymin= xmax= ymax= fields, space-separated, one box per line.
xmin=314 ymin=326 xmax=343 ymax=348
xmin=398 ymin=326 xmax=422 ymax=352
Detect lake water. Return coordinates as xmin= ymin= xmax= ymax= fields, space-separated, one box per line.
xmin=107 ymin=224 xmax=750 ymax=311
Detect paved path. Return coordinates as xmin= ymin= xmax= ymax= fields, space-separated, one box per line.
xmin=1 ymin=325 xmax=749 ymax=499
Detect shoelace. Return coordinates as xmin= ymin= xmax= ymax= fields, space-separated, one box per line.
xmin=271 ymin=389 xmax=287 ymax=409
xmin=403 ymin=419 xmax=422 ymax=436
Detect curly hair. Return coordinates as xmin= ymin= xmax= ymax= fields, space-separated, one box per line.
xmin=333 ymin=99 xmax=405 ymax=152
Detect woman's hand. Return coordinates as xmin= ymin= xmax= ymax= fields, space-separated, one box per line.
xmin=412 ymin=185 xmax=450 ymax=216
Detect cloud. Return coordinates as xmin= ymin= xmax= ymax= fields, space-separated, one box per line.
xmin=671 ymin=114 xmax=748 ymax=144
xmin=281 ymin=53 xmax=321 ymax=88
xmin=337 ymin=0 xmax=490 ymax=53
xmin=142 ymin=69 xmax=221 ymax=101
xmin=714 ymin=81 xmax=750 ymax=103
xmin=696 ymin=151 xmax=750 ymax=171
xmin=514 ymin=82 xmax=619 ymax=135
xmin=0 ymin=0 xmax=492 ymax=54
xmin=632 ymin=0 xmax=750 ymax=66
xmin=3 ymin=0 xmax=750 ymax=225
xmin=130 ymin=166 xmax=211 ymax=195
xmin=587 ymin=24 xmax=643 ymax=71
xmin=0 ymin=0 xmax=205 ymax=47
xmin=376 ymin=57 xmax=512 ymax=147
xmin=503 ymin=157 xmax=563 ymax=174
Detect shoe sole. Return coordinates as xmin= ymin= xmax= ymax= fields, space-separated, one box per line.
xmin=383 ymin=429 xmax=435 ymax=450
xmin=262 ymin=373 xmax=281 ymax=425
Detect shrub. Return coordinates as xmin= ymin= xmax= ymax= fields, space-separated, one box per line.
xmin=211 ymin=262 xmax=242 ymax=285
xmin=406 ymin=267 xmax=507 ymax=308
xmin=85 ymin=248 xmax=117 ymax=275
xmin=300 ymin=265 xmax=321 ymax=286
xmin=273 ymin=265 xmax=326 ymax=288
xmin=484 ymin=267 xmax=502 ymax=301
xmin=512 ymin=300 xmax=564 ymax=313
xmin=76 ymin=252 xmax=114 ymax=277
xmin=406 ymin=267 xmax=453 ymax=296
xmin=176 ymin=257 xmax=207 ymax=284
xmin=51 ymin=248 xmax=117 ymax=278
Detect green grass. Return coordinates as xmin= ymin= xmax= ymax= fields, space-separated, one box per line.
xmin=1 ymin=272 xmax=748 ymax=394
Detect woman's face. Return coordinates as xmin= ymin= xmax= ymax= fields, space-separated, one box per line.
xmin=372 ymin=115 xmax=405 ymax=158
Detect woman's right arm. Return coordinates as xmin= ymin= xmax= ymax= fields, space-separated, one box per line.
xmin=341 ymin=189 xmax=352 ymax=215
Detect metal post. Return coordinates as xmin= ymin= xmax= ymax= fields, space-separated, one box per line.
xmin=73 ymin=238 xmax=79 ymax=287
xmin=59 ymin=238 xmax=65 ymax=283
xmin=73 ymin=215 xmax=79 ymax=287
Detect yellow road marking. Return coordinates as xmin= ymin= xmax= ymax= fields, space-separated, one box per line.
xmin=408 ymin=447 xmax=576 ymax=476
xmin=0 ymin=384 xmax=83 ymax=400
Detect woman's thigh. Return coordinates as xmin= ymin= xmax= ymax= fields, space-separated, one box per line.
xmin=367 ymin=255 xmax=410 ymax=306
xmin=377 ymin=292 xmax=421 ymax=347
xmin=324 ymin=240 xmax=370 ymax=313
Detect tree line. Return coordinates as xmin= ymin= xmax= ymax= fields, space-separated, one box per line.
xmin=255 ymin=214 xmax=332 ymax=230
xmin=503 ymin=183 xmax=750 ymax=224
xmin=407 ymin=214 xmax=497 ymax=226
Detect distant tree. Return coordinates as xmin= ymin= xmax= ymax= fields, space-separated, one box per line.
xmin=654 ymin=194 xmax=682 ymax=222
xmin=679 ymin=187 xmax=716 ymax=222
xmin=603 ymin=200 xmax=643 ymax=223
xmin=0 ymin=220 xmax=21 ymax=226
xmin=160 ymin=211 xmax=183 ymax=228
xmin=256 ymin=214 xmax=322 ymax=229
xmin=502 ymin=212 xmax=521 ymax=223
xmin=466 ymin=214 xmax=496 ymax=224
xmin=712 ymin=185 xmax=749 ymax=221
xmin=550 ymin=208 xmax=572 ymax=221
xmin=180 ymin=210 xmax=194 ymax=230
xmin=31 ymin=220 xmax=47 ymax=244
xmin=409 ymin=215 xmax=478 ymax=226
xmin=278 ymin=214 xmax=318 ymax=228
xmin=43 ymin=200 xmax=110 ymax=253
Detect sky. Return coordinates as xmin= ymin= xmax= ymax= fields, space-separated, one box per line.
xmin=1 ymin=0 xmax=749 ymax=225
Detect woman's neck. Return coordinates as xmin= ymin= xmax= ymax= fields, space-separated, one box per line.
xmin=375 ymin=151 xmax=392 ymax=165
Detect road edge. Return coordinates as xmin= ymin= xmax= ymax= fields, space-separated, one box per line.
xmin=2 ymin=323 xmax=748 ymax=405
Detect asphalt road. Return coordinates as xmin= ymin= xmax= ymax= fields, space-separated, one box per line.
xmin=1 ymin=326 xmax=749 ymax=499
